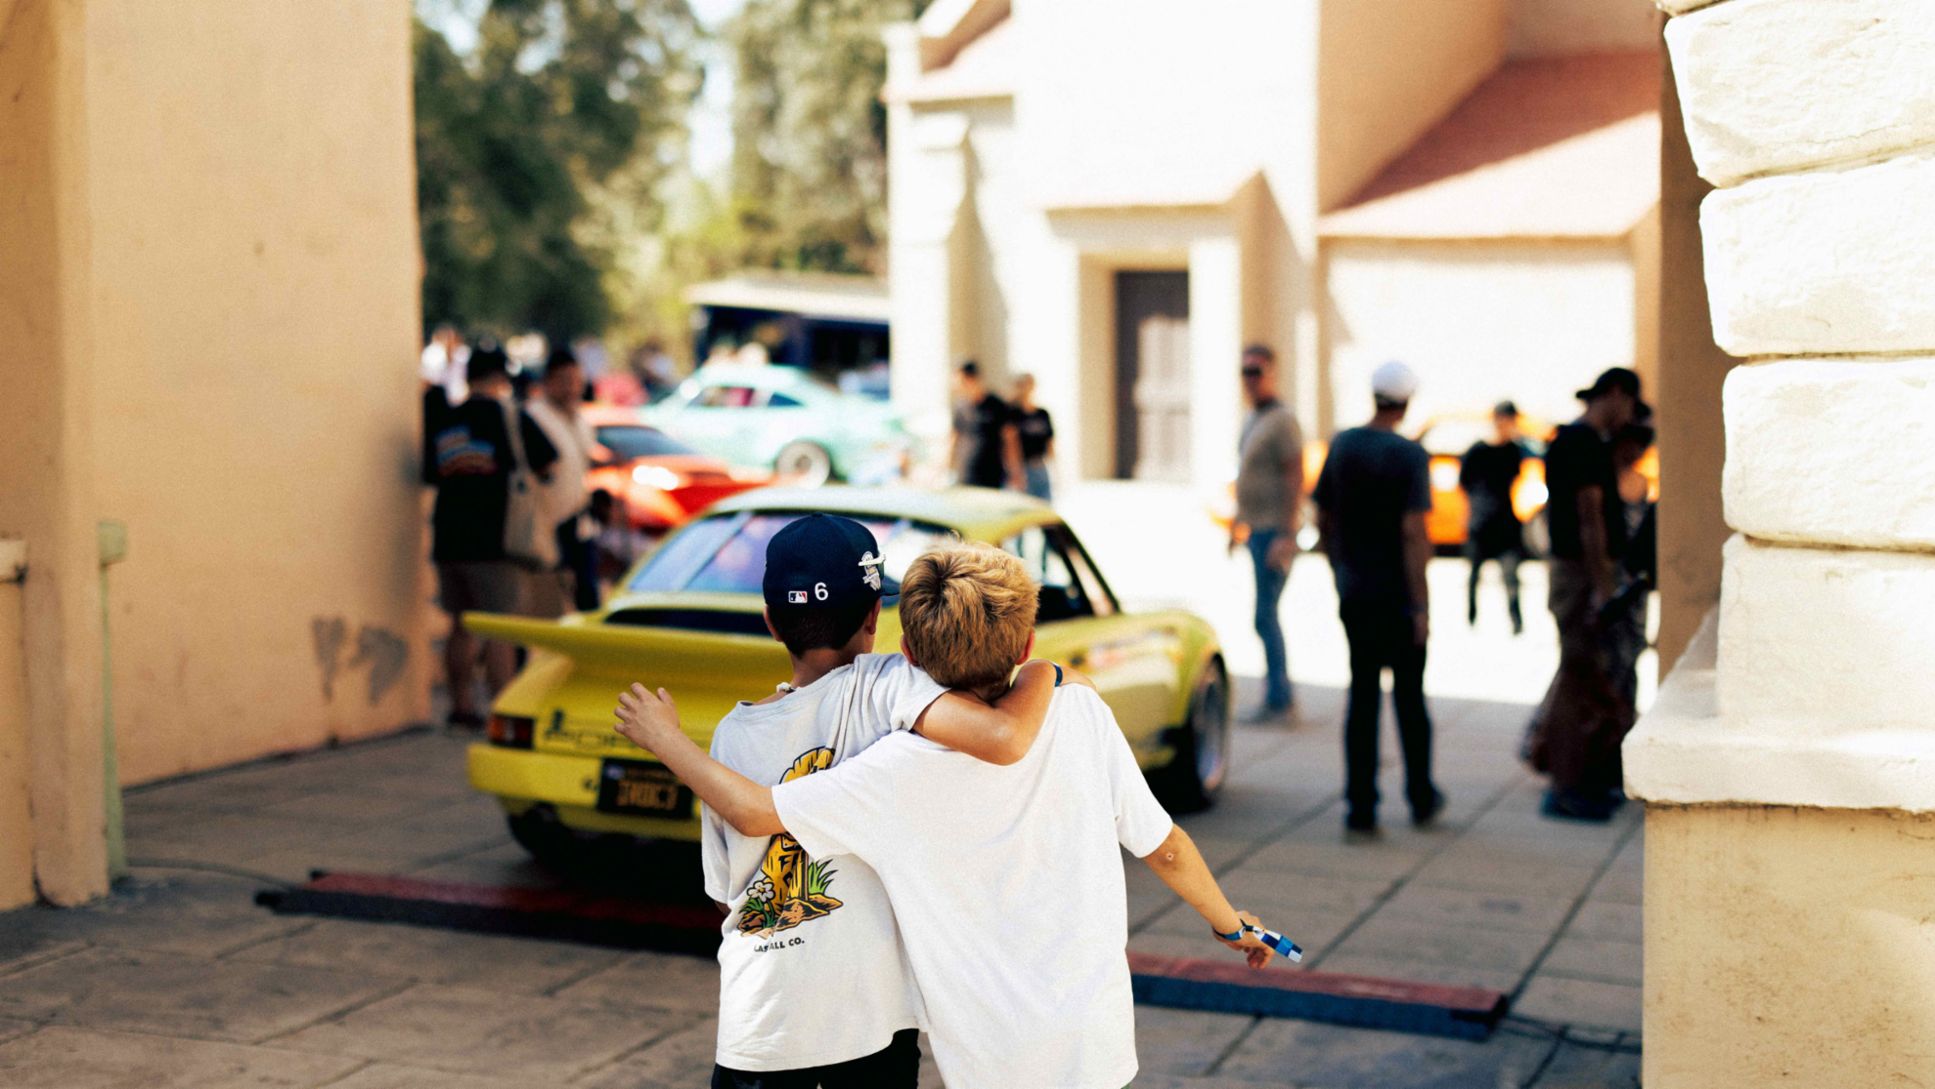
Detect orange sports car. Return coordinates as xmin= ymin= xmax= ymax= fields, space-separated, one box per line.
xmin=582 ymin=406 xmax=771 ymax=533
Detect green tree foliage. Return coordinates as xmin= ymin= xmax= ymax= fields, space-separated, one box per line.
xmin=415 ymin=0 xmax=702 ymax=340
xmin=725 ymin=0 xmax=929 ymax=275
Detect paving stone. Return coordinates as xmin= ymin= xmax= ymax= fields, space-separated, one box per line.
xmin=549 ymin=950 xmax=721 ymax=1014
xmin=0 ymin=911 xmax=88 ymax=976
xmin=1374 ymin=885 xmax=1575 ymax=935
xmin=1514 ymin=975 xmax=1643 ymax=1034
xmin=273 ymin=983 xmax=690 ymax=1081
xmin=255 ymin=791 xmax=451 ymax=827
xmin=1324 ymin=916 xmax=1550 ymax=977
xmin=1530 ymin=1039 xmax=1641 ymax=1088
xmin=573 ymin=1014 xmax=719 ymax=1089
xmin=1241 ymin=841 xmax=1427 ymax=881
xmin=1139 ymin=902 xmax=1358 ymax=956
xmin=0 ymin=946 xmax=396 ymax=1043
xmin=1561 ymin=901 xmax=1643 ymax=944
xmin=1589 ymin=867 xmax=1643 ymax=905
xmin=37 ymin=874 xmax=309 ymax=958
xmin=1129 ymin=1074 xmax=1330 ymax=1089
xmin=126 ymin=813 xmax=349 ymax=867
xmin=1211 ymin=870 xmax=1393 ymax=915
xmin=1130 ymin=1007 xmax=1255 ymax=1077
xmin=1310 ymin=953 xmax=1523 ymax=995
xmin=1538 ymin=937 xmax=1643 ymax=988
xmin=229 ymin=919 xmax=617 ymax=995
xmin=313 ymin=1062 xmax=534 ymax=1089
xmin=0 ymin=1018 xmax=35 ymax=1046
xmin=1219 ymin=1016 xmax=1555 ymax=1089
xmin=1409 ymin=855 xmax=1599 ymax=899
xmin=0 ymin=1026 xmax=361 ymax=1089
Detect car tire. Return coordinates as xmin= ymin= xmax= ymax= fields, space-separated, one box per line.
xmin=1154 ymin=659 xmax=1230 ymax=814
xmin=506 ymin=808 xmax=588 ymax=872
xmin=774 ymin=441 xmax=835 ymax=487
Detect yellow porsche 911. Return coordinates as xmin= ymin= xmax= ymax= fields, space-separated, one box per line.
xmin=465 ymin=486 xmax=1230 ymax=866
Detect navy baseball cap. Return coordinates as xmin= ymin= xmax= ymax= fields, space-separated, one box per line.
xmin=762 ymin=514 xmax=898 ymax=612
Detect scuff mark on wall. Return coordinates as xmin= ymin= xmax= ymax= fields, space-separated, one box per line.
xmin=312 ymin=616 xmax=347 ymax=699
xmin=351 ymin=625 xmax=408 ymax=706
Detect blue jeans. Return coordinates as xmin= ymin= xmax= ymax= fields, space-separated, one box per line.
xmin=1247 ymin=529 xmax=1292 ymax=709
xmin=1023 ymin=461 xmax=1052 ymax=501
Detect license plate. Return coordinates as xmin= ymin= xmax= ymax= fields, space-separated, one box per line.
xmin=595 ymin=759 xmax=693 ymax=818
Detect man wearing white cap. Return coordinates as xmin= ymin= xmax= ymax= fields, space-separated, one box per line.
xmin=1311 ymin=361 xmax=1443 ymax=834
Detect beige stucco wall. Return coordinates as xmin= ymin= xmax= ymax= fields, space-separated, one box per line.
xmin=1323 ymin=238 xmax=1637 ymax=428
xmin=0 ymin=0 xmax=109 ymax=907
xmin=1315 ymin=0 xmax=1509 ymax=212
xmin=0 ymin=0 xmax=424 ymax=903
xmin=1645 ymin=805 xmax=1935 ymax=1088
xmin=84 ymin=0 xmax=429 ymax=784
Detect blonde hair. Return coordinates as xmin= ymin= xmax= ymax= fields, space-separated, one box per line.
xmin=898 ymin=543 xmax=1039 ymax=691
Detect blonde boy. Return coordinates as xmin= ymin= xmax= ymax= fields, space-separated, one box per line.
xmin=618 ymin=543 xmax=1274 ymax=1089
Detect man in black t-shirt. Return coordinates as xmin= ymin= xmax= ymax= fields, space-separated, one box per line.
xmin=1526 ymin=367 xmax=1647 ymax=822
xmin=425 ymin=345 xmax=559 ymax=727
xmin=949 ymin=360 xmax=1020 ymax=490
xmin=1459 ymin=401 xmax=1530 ymax=633
xmin=1312 ymin=361 xmax=1442 ymax=835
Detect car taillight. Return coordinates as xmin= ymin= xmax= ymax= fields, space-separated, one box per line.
xmin=487 ymin=714 xmax=535 ymax=749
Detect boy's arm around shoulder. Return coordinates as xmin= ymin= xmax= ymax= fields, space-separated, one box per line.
xmin=614 ymin=685 xmax=785 ymax=837
xmin=913 ymin=659 xmax=1087 ymax=765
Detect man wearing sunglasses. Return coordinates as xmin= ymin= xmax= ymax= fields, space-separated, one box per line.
xmin=1232 ymin=344 xmax=1304 ymax=721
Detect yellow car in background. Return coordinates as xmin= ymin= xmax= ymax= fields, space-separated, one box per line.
xmin=465 ymin=486 xmax=1230 ymax=867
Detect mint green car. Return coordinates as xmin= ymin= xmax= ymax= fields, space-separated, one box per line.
xmin=643 ymin=364 xmax=914 ymax=486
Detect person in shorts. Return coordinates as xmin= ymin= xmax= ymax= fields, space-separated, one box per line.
xmin=424 ymin=345 xmax=557 ymax=727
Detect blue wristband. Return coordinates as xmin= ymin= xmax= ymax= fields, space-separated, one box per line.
xmin=1213 ymin=923 xmax=1243 ymax=942
xmin=1052 ymin=663 xmax=1063 ymax=687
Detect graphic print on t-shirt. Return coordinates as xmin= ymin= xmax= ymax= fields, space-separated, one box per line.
xmin=736 ymin=746 xmax=845 ymax=938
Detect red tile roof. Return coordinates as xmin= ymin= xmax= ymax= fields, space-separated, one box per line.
xmin=1322 ymin=51 xmax=1662 ymax=240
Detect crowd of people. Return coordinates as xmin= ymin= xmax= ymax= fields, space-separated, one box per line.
xmin=948 ymin=360 xmax=1056 ymax=500
xmin=1229 ymin=346 xmax=1656 ymax=829
xmin=420 ymin=334 xmax=640 ymax=727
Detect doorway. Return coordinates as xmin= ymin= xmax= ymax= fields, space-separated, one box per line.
xmin=1113 ymin=270 xmax=1191 ymax=481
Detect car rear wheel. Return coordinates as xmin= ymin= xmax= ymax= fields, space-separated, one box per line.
xmin=506 ymin=808 xmax=592 ymax=872
xmin=1154 ymin=659 xmax=1230 ymax=813
xmin=774 ymin=441 xmax=834 ymax=487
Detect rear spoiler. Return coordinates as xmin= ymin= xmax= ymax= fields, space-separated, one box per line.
xmin=462 ymin=612 xmax=782 ymax=678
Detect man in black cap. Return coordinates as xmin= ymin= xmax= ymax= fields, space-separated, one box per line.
xmin=1527 ymin=367 xmax=1649 ymax=822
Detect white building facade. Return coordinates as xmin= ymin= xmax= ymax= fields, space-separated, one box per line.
xmin=886 ymin=0 xmax=1661 ymax=490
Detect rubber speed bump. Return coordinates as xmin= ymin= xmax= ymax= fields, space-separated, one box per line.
xmin=259 ymin=873 xmax=1508 ymax=1038
xmin=1128 ymin=952 xmax=1508 ymax=1040
xmin=255 ymin=871 xmax=724 ymax=955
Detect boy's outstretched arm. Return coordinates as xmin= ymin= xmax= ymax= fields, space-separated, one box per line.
xmin=614 ymin=685 xmax=786 ymax=837
xmin=914 ymin=659 xmax=1083 ymax=766
xmin=1139 ymin=824 xmax=1275 ymax=969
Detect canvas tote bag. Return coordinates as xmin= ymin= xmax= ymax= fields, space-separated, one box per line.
xmin=499 ymin=399 xmax=559 ymax=570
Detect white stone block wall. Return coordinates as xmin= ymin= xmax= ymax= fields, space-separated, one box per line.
xmin=1630 ymin=0 xmax=1935 ymax=810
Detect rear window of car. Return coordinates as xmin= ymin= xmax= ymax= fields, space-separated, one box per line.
xmin=626 ymin=511 xmax=959 ymax=595
xmin=596 ymin=425 xmax=697 ymax=460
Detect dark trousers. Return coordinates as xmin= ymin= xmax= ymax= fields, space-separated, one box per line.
xmin=1464 ymin=537 xmax=1523 ymax=630
xmin=712 ymin=1029 xmax=920 ymax=1089
xmin=1340 ymin=599 xmax=1435 ymax=818
xmin=554 ymin=520 xmax=601 ymax=612
xmin=1527 ymin=559 xmax=1629 ymax=798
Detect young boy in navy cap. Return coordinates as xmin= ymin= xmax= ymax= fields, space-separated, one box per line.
xmin=655 ymin=514 xmax=1064 ymax=1088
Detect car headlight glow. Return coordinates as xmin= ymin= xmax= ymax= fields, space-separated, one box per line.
xmin=632 ymin=465 xmax=683 ymax=491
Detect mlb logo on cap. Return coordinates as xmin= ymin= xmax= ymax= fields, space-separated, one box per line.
xmin=762 ymin=513 xmax=901 ymax=612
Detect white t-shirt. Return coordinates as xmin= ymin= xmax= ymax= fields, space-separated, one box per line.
xmin=701 ymin=653 xmax=948 ymax=1072
xmin=773 ymin=686 xmax=1176 ymax=1089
